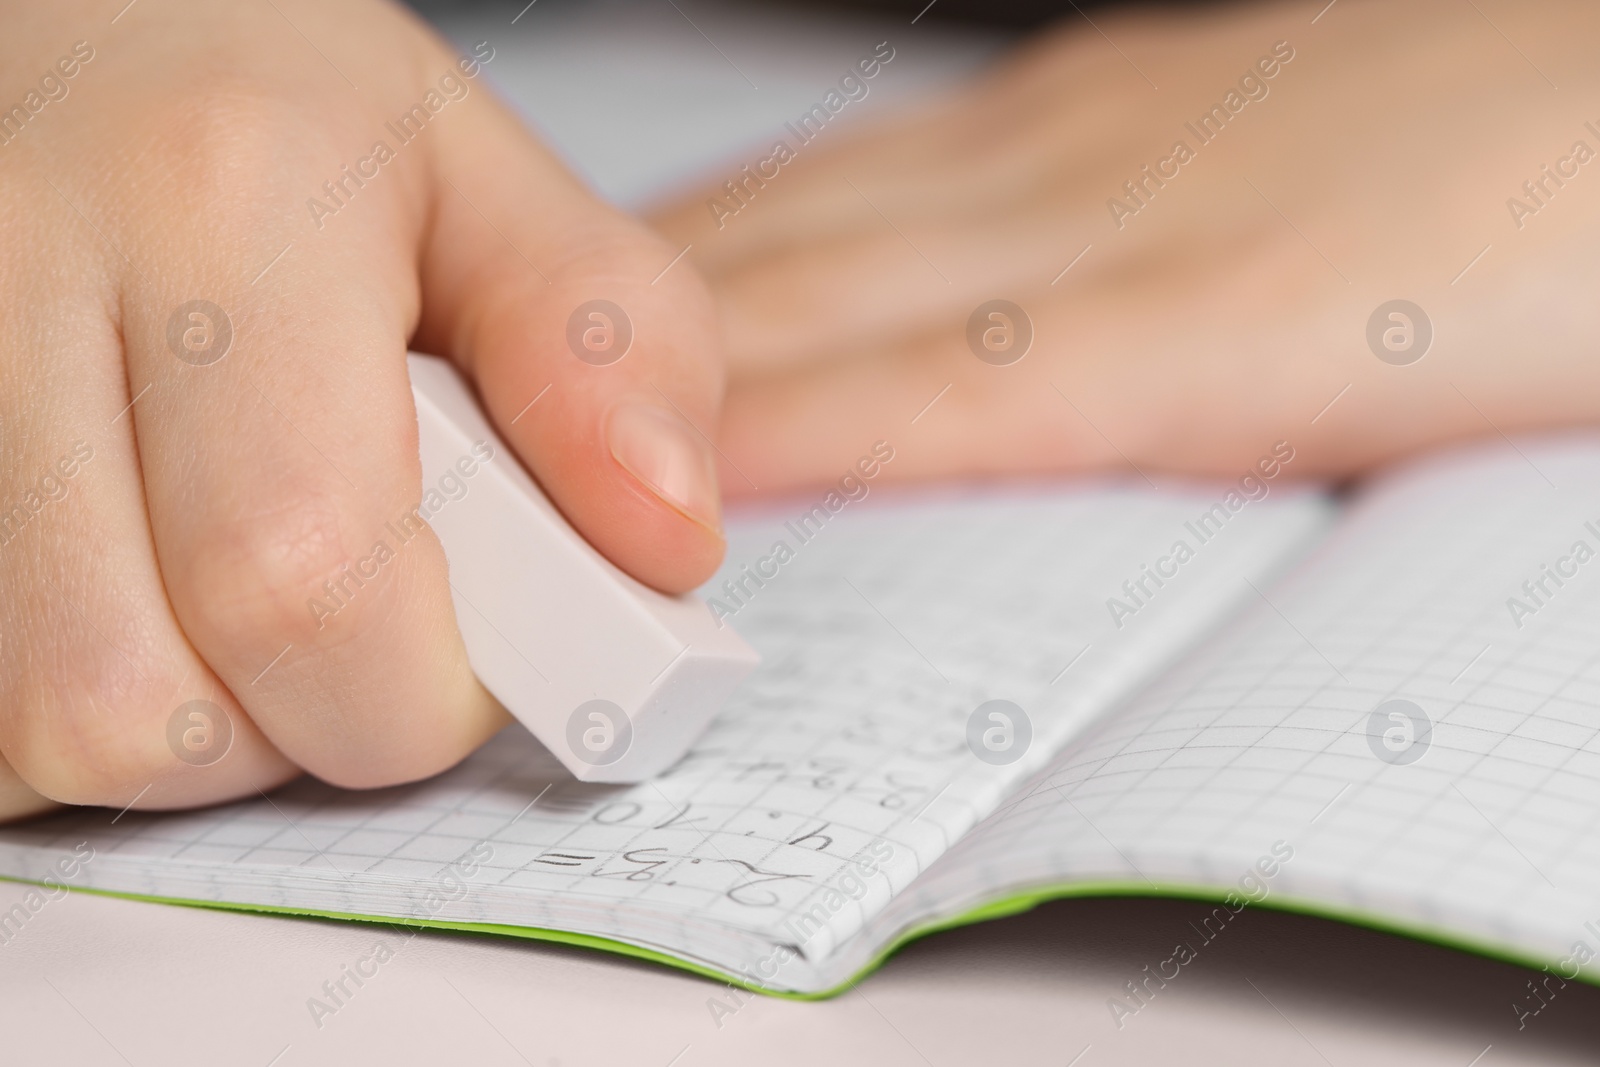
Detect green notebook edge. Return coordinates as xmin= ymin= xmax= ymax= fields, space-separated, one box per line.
xmin=5 ymin=873 xmax=1591 ymax=1000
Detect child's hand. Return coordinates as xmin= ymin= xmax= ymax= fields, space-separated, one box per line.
xmin=0 ymin=0 xmax=726 ymax=819
xmin=653 ymin=0 xmax=1600 ymax=490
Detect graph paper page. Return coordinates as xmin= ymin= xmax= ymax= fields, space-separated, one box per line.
xmin=856 ymin=434 xmax=1600 ymax=986
xmin=0 ymin=480 xmax=1327 ymax=993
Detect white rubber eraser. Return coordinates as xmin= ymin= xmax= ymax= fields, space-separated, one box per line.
xmin=407 ymin=352 xmax=759 ymax=782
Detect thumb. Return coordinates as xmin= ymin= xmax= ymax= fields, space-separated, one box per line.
xmin=413 ymin=62 xmax=729 ymax=594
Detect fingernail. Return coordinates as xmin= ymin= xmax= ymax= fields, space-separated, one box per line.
xmin=606 ymin=402 xmax=723 ymax=534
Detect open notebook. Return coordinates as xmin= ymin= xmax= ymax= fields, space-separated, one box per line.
xmin=4 ymin=434 xmax=1600 ymax=998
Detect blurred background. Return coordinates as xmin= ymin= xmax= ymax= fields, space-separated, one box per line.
xmin=407 ymin=0 xmax=1014 ymax=209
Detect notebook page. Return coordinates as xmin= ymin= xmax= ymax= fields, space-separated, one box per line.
xmin=0 ymin=482 xmax=1328 ymax=993
xmin=854 ymin=435 xmax=1600 ymax=989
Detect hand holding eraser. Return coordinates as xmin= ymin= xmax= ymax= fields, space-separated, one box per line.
xmin=407 ymin=353 xmax=759 ymax=782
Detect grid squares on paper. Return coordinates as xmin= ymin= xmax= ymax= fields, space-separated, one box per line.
xmin=0 ymin=482 xmax=1325 ymax=988
xmin=878 ymin=437 xmax=1600 ymax=968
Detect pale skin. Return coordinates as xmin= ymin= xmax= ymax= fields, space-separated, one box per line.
xmin=653 ymin=0 xmax=1600 ymax=493
xmin=5 ymin=0 xmax=1600 ymax=821
xmin=0 ymin=0 xmax=727 ymax=820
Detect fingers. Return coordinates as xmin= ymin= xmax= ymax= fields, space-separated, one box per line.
xmin=700 ymin=205 xmax=1090 ymax=379
xmin=643 ymin=31 xmax=1159 ymax=378
xmin=715 ymin=307 xmax=1104 ymax=492
xmin=0 ymin=246 xmax=296 ymax=811
xmin=0 ymin=8 xmax=725 ymax=817
xmin=713 ymin=265 xmax=1347 ymax=493
xmin=414 ymin=66 xmax=727 ymax=594
xmin=116 ymin=99 xmax=502 ymax=790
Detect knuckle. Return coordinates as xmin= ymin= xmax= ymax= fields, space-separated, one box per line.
xmin=530 ymin=224 xmax=720 ymax=374
xmin=175 ymin=494 xmax=367 ymax=657
xmin=149 ymin=79 xmax=312 ymax=176
xmin=550 ymin=223 xmax=675 ymax=281
xmin=122 ymin=77 xmax=339 ymax=229
xmin=552 ymin=222 xmax=713 ymax=307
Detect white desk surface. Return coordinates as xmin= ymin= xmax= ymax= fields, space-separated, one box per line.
xmin=4 ymin=3 xmax=1598 ymax=1064
xmin=3 ymin=886 xmax=1596 ymax=1065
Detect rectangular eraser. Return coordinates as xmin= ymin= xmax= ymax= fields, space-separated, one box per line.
xmin=407 ymin=353 xmax=760 ymax=782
